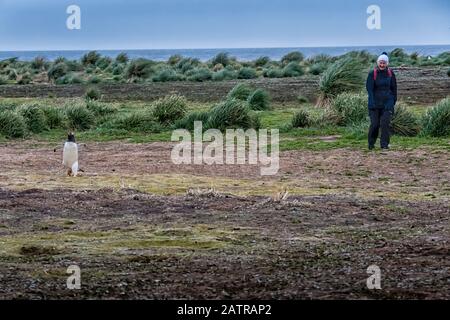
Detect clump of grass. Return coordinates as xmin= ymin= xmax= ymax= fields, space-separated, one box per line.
xmin=125 ymin=58 xmax=153 ymax=80
xmin=331 ymin=92 xmax=368 ymax=126
xmin=152 ymin=68 xmax=183 ymax=82
xmin=237 ymin=67 xmax=257 ymax=79
xmin=317 ymin=57 xmax=365 ymax=107
xmin=390 ymin=103 xmax=420 ymax=136
xmin=247 ymin=88 xmax=271 ymax=110
xmin=116 ymin=52 xmax=129 ymax=64
xmin=207 ymin=98 xmax=258 ymax=131
xmin=0 ymin=110 xmax=27 ymax=138
xmin=85 ymin=87 xmax=101 ymax=100
xmin=345 ymin=120 xmax=370 ymax=139
xmin=106 ymin=111 xmax=162 ymax=133
xmin=95 ymin=56 xmax=112 ymax=70
xmin=31 ymin=56 xmax=47 ymax=71
xmin=308 ymin=63 xmax=328 ymax=75
xmin=86 ymin=100 xmax=117 ymax=116
xmin=297 ymin=95 xmax=310 ymax=104
xmin=65 ymin=103 xmax=95 ymax=130
xmin=227 ymin=83 xmax=253 ymax=101
xmin=81 ymin=51 xmax=101 ymax=66
xmin=47 ymin=63 xmax=68 ymax=82
xmin=282 ymin=62 xmax=304 ymax=77
xmin=152 ymin=94 xmax=188 ymax=125
xmin=18 ymin=104 xmax=48 ymax=133
xmin=186 ymin=68 xmax=212 ymax=81
xmin=211 ymin=52 xmax=231 ymax=67
xmin=176 ymin=57 xmax=200 ymax=74
xmin=17 ymin=72 xmax=32 ymax=85
xmin=212 ymin=68 xmax=237 ymax=81
xmin=42 ymin=106 xmax=65 ymax=129
xmin=292 ymin=109 xmax=311 ymax=128
xmin=421 ymin=97 xmax=450 ymax=137
xmin=174 ymin=111 xmax=211 ymax=130
xmin=0 ymin=75 xmax=9 ymax=85
xmin=253 ymin=56 xmax=270 ymax=67
xmin=88 ymin=76 xmax=102 ymax=84
xmin=19 ymin=245 xmax=61 ymax=256
xmin=264 ymin=68 xmax=284 ymax=78
xmin=281 ymin=51 xmax=304 ymax=64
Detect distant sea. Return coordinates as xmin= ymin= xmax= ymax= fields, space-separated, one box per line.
xmin=1 ymin=45 xmax=449 ymax=62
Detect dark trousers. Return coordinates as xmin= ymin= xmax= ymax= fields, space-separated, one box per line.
xmin=368 ymin=108 xmax=392 ymax=148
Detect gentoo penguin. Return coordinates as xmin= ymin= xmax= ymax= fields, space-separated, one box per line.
xmin=63 ymin=132 xmax=79 ymax=177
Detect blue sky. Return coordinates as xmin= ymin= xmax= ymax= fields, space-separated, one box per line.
xmin=0 ymin=0 xmax=449 ymax=50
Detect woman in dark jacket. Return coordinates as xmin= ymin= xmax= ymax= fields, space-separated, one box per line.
xmin=366 ymin=52 xmax=397 ymax=150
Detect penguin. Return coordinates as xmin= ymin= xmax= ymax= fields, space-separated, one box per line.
xmin=62 ymin=132 xmax=79 ymax=177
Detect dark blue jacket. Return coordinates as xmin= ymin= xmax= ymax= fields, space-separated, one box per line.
xmin=366 ymin=68 xmax=397 ymax=110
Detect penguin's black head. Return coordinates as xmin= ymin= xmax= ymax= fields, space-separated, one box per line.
xmin=67 ymin=132 xmax=76 ymax=143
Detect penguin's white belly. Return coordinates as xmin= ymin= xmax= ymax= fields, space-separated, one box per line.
xmin=63 ymin=142 xmax=78 ymax=168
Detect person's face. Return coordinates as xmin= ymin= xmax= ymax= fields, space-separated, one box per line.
xmin=377 ymin=60 xmax=387 ymax=70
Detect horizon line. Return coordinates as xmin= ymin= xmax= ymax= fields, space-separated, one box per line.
xmin=2 ymin=43 xmax=450 ymax=53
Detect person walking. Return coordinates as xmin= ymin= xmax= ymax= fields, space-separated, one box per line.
xmin=366 ymin=52 xmax=397 ymax=150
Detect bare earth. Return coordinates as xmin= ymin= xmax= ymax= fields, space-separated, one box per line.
xmin=0 ymin=141 xmax=449 ymax=299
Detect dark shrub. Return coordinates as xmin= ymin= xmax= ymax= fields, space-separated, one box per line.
xmin=31 ymin=56 xmax=46 ymax=70
xmin=247 ymin=88 xmax=271 ymax=110
xmin=125 ymin=59 xmax=153 ymax=79
xmin=152 ymin=68 xmax=183 ymax=82
xmin=237 ymin=67 xmax=257 ymax=79
xmin=81 ymin=51 xmax=101 ymax=66
xmin=281 ymin=51 xmax=304 ymax=64
xmin=48 ymin=63 xmax=68 ymax=82
xmin=212 ymin=68 xmax=237 ymax=81
xmin=186 ymin=68 xmax=212 ymax=81
xmin=253 ymin=56 xmax=270 ymax=67
xmin=211 ymin=52 xmax=231 ymax=67
xmin=85 ymin=87 xmax=101 ymax=101
xmin=264 ymin=68 xmax=284 ymax=78
xmin=116 ymin=52 xmax=129 ymax=64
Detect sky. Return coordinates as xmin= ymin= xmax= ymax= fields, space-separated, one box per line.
xmin=0 ymin=0 xmax=449 ymax=51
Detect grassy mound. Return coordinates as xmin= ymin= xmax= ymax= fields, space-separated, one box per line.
xmin=390 ymin=103 xmax=421 ymax=136
xmin=65 ymin=103 xmax=96 ymax=130
xmin=0 ymin=110 xmax=27 ymax=138
xmin=19 ymin=104 xmax=48 ymax=133
xmin=318 ymin=57 xmax=365 ymax=106
xmin=247 ymin=88 xmax=271 ymax=111
xmin=152 ymin=94 xmax=188 ymax=125
xmin=421 ymin=97 xmax=450 ymax=137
